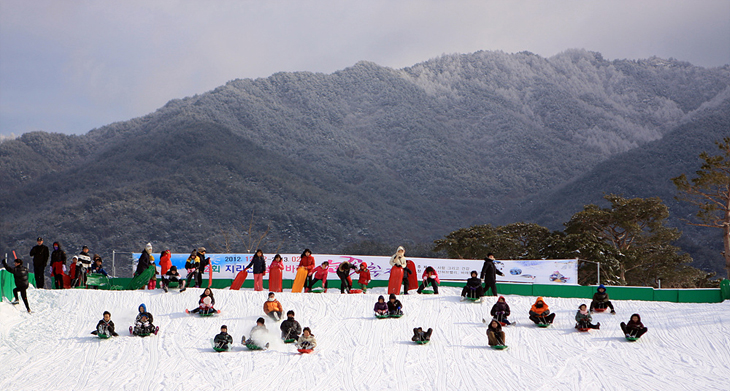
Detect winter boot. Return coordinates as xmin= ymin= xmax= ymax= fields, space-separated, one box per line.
xmin=425 ymin=328 xmax=433 ymax=340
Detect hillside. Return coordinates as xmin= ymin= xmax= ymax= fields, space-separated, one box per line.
xmin=1 ymin=287 xmax=729 ymax=390
xmin=1 ymin=49 xmax=729 ymax=273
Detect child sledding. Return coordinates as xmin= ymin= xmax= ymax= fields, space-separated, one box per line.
xmin=295 ymin=327 xmax=317 ymax=353
xmin=621 ymin=314 xmax=648 ymax=341
xmin=591 ymin=284 xmax=616 ymax=314
xmin=280 ymin=310 xmax=302 ymax=343
xmin=186 ymin=288 xmax=219 ymax=316
xmin=461 ymin=271 xmax=485 ymax=300
xmin=529 ymin=297 xmax=555 ymax=326
xmin=412 ymin=327 xmax=433 ymax=344
xmin=213 ymin=325 xmax=233 ymax=352
xmin=575 ymin=304 xmax=600 ymax=331
xmin=91 ymin=311 xmax=119 ymax=338
xmin=243 ymin=317 xmax=270 ymax=350
xmin=162 ymin=265 xmax=186 ymax=293
xmin=374 ymin=295 xmax=389 ymax=318
xmin=486 ymin=319 xmax=507 ymax=349
xmin=264 ymin=292 xmax=283 ymax=321
xmin=374 ymin=294 xmax=404 ymax=318
xmin=490 ymin=296 xmax=512 ymax=325
xmin=130 ymin=304 xmax=158 ymax=336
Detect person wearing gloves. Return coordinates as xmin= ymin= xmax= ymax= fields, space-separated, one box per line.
xmin=214 ymin=325 xmax=234 ymax=351
xmin=2 ymin=258 xmax=31 ymax=312
xmin=295 ymin=327 xmax=317 ymax=350
xmin=528 ymin=297 xmax=555 ymax=325
xmin=387 ymin=293 xmax=403 ymax=316
xmin=621 ymin=314 xmax=648 ymax=338
xmin=263 ymin=292 xmax=284 ymax=321
xmin=575 ymin=304 xmax=600 ymax=330
xmin=480 ymin=253 xmax=504 ymax=296
xmin=417 ymin=266 xmax=440 ymax=294
xmin=280 ymin=310 xmax=302 ymax=341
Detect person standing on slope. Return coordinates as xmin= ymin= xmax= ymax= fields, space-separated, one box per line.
xmin=336 ymin=260 xmax=356 ymax=294
xmin=30 ymin=237 xmax=49 ymax=289
xmin=196 ymin=247 xmax=211 ymax=288
xmin=185 ymin=250 xmax=200 ymax=288
xmin=245 ymin=249 xmax=267 ymax=291
xmin=2 ymin=258 xmax=31 ymax=312
xmin=480 ymin=253 xmax=504 ymax=296
xmin=389 ymin=246 xmax=408 ymax=293
xmin=298 ymin=249 xmax=316 ymax=291
xmin=50 ymin=242 xmax=67 ymax=289
xmin=135 ymin=243 xmax=154 ymax=277
xmin=268 ymin=254 xmax=284 ymax=292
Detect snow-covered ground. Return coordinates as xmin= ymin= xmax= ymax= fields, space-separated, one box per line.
xmin=1 ymin=286 xmax=728 ymax=391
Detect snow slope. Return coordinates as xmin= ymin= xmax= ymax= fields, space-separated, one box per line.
xmin=1 ymin=287 xmax=729 ymax=391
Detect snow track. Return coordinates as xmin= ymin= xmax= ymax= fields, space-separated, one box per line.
xmin=1 ymin=287 xmax=729 ymax=390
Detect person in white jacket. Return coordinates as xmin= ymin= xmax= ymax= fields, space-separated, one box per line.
xmin=389 ymin=246 xmax=410 ymax=293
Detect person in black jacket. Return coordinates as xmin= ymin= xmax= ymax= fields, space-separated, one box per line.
xmin=30 ymin=237 xmax=49 ymax=289
xmin=214 ymin=325 xmax=234 ymax=350
xmin=135 ymin=243 xmax=153 ymax=277
xmin=2 ymin=258 xmax=31 ymax=312
xmin=245 ymin=249 xmax=267 ymax=291
xmin=50 ymin=242 xmax=67 ymax=289
xmin=490 ymin=296 xmax=512 ymax=325
xmin=336 ymin=260 xmax=356 ymax=294
xmin=162 ymin=266 xmax=186 ymax=292
xmin=91 ymin=311 xmax=119 ymax=337
xmin=196 ymin=247 xmax=210 ymax=288
xmin=280 ymin=310 xmax=302 ymax=341
xmin=461 ymin=271 xmax=485 ymax=298
xmin=480 ymin=253 xmax=504 ymax=296
xmin=387 ymin=293 xmax=403 ymax=315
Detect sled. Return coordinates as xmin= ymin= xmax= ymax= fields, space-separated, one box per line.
xmin=291 ymin=267 xmax=308 ymax=293
xmin=349 ymin=289 xmax=363 ymax=294
xmin=387 ymin=266 xmax=403 ymax=295
xmin=129 ymin=325 xmax=157 ymax=337
xmin=577 ymin=327 xmax=590 ymax=332
xmin=536 ymin=323 xmax=551 ymax=328
xmin=462 ymin=296 xmax=481 ymax=302
xmin=310 ymin=287 xmax=325 ymax=293
xmin=406 ymin=260 xmax=417 ymax=292
xmin=246 ymin=343 xmax=267 ymax=351
xmin=186 ymin=309 xmax=219 ymax=317
xmin=420 ymin=288 xmax=435 ymax=294
xmin=127 ymin=266 xmax=156 ymax=290
xmin=625 ymin=336 xmax=639 ymax=342
xmin=297 ymin=348 xmax=313 ymax=354
xmin=375 ymin=313 xmax=390 ymax=319
xmin=491 ymin=345 xmax=508 ymax=350
xmin=97 ymin=333 xmax=112 ymax=339
xmin=211 ymin=338 xmax=231 ymax=352
xmin=389 ymin=313 xmax=404 ymax=318
xmin=414 ymin=340 xmax=429 ymax=345
xmin=230 ymin=270 xmax=248 ymax=290
xmin=283 ymin=338 xmax=296 ymax=344
xmin=593 ymin=307 xmax=607 ymax=313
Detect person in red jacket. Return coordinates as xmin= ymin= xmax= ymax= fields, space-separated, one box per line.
xmin=354 ymin=262 xmax=371 ymax=293
xmin=417 ymin=266 xmax=440 ymax=294
xmin=298 ymin=249 xmax=316 ymax=292
xmin=307 ymin=261 xmax=329 ymax=292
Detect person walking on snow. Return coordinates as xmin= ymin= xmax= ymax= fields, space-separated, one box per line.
xmin=30 ymin=237 xmax=49 ymax=289
xmin=2 ymin=258 xmax=31 ymax=312
xmin=480 ymin=253 xmax=504 ymax=296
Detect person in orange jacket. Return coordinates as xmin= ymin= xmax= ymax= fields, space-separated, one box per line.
xmin=417 ymin=266 xmax=440 ymax=294
xmin=354 ymin=262 xmax=371 ymax=293
xmin=263 ymin=292 xmax=283 ymax=321
xmin=307 ymin=261 xmax=329 ymax=292
xmin=529 ymin=297 xmax=555 ymax=325
xmin=298 ymin=249 xmax=316 ymax=291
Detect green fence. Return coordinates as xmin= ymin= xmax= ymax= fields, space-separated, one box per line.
xmin=99 ymin=277 xmax=730 ymax=303
xmin=0 ymin=270 xmax=37 ymax=301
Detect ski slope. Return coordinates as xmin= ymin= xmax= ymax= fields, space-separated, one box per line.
xmin=1 ymin=286 xmax=728 ymax=391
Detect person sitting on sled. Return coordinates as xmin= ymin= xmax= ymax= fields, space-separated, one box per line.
xmin=462 ymin=270 xmax=485 ymax=299
xmin=214 ymin=325 xmax=233 ymax=350
xmin=162 ymin=265 xmax=186 ymax=292
xmin=307 ymin=261 xmax=329 ymax=292
xmin=243 ymin=317 xmax=268 ymax=346
xmin=280 ymin=310 xmax=302 ymax=341
xmin=354 ymin=262 xmax=371 ymax=293
xmin=133 ymin=304 xmax=156 ymax=335
xmin=417 ymin=266 xmax=439 ymax=294
xmin=575 ymin=304 xmax=600 ymax=330
xmin=412 ymin=327 xmax=433 ymax=342
xmin=296 ymin=327 xmax=317 ymax=350
xmin=487 ymin=319 xmax=506 ymax=346
xmin=387 ymin=293 xmax=403 ymax=316
xmin=590 ymin=284 xmax=616 ymax=314
xmin=189 ymin=288 xmax=216 ymax=314
xmin=490 ymin=296 xmax=512 ymax=325
xmin=91 ymin=311 xmax=118 ymax=337
xmin=528 ymin=297 xmax=555 ymax=325
xmin=90 ymin=256 xmax=108 ymax=276
xmin=264 ymin=292 xmax=283 ymax=321
xmin=374 ymin=295 xmax=389 ymax=316
xmin=621 ymin=314 xmax=648 ymax=338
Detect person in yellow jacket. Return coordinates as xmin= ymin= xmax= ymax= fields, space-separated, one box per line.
xmin=263 ymin=292 xmax=283 ymax=321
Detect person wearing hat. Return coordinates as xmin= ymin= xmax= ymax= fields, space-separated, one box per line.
xmin=162 ymin=265 xmax=186 ymax=292
xmin=134 ymin=243 xmax=154 ymax=277
xmin=2 ymin=258 xmax=31 ymax=312
xmin=590 ymin=284 xmax=616 ymax=314
xmin=354 ymin=262 xmax=371 ymax=293
xmin=29 ymin=237 xmax=49 ymax=289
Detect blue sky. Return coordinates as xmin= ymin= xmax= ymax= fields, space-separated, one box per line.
xmin=1 ymin=0 xmax=728 ymax=138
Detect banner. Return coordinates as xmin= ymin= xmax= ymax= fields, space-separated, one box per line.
xmin=133 ymin=253 xmax=577 ymax=285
